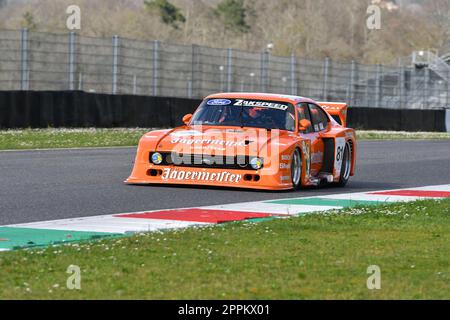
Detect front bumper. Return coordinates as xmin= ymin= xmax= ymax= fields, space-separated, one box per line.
xmin=125 ymin=163 xmax=293 ymax=191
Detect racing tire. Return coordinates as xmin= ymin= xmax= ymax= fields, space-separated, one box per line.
xmin=291 ymin=148 xmax=302 ymax=190
xmin=335 ymin=142 xmax=352 ymax=187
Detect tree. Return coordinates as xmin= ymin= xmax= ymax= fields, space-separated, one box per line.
xmin=21 ymin=11 xmax=37 ymax=31
xmin=144 ymin=0 xmax=185 ymax=29
xmin=0 ymin=0 xmax=447 ymax=64
xmin=215 ymin=0 xmax=250 ymax=34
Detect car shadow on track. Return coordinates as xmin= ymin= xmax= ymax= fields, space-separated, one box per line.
xmin=127 ymin=183 xmax=285 ymax=194
xmin=126 ymin=180 xmax=405 ymax=194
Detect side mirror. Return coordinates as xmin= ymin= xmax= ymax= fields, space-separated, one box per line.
xmin=299 ymin=119 xmax=312 ymax=132
xmin=182 ymin=114 xmax=193 ymax=125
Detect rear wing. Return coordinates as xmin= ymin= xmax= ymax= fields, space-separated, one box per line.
xmin=317 ymin=102 xmax=348 ymax=127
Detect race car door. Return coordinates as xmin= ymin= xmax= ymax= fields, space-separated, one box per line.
xmin=299 ymin=103 xmax=329 ymax=177
xmin=297 ymin=103 xmax=320 ymax=177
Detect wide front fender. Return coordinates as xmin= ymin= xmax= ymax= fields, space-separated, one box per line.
xmin=264 ymin=138 xmax=311 ymax=186
xmin=133 ymin=129 xmax=173 ymax=163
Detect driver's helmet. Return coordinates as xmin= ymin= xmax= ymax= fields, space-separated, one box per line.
xmin=248 ymin=107 xmax=264 ymax=118
xmin=310 ymin=108 xmax=319 ymax=117
xmin=218 ymin=107 xmax=228 ymax=123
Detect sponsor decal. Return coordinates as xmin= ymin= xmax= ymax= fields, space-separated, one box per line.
xmin=281 ymin=155 xmax=291 ymax=161
xmin=189 ymin=145 xmax=226 ymax=151
xmin=281 ymin=176 xmax=291 ymax=182
xmin=280 ymin=163 xmax=290 ymax=169
xmin=233 ymin=99 xmax=289 ymax=111
xmin=302 ymin=141 xmax=311 ymax=179
xmin=161 ymin=168 xmax=242 ymax=183
xmin=321 ymin=105 xmax=342 ymax=111
xmin=345 ymin=131 xmax=354 ymax=139
xmin=171 ymin=130 xmax=203 ymax=137
xmin=170 ymin=137 xmax=246 ymax=147
xmin=207 ymin=99 xmax=232 ymax=106
xmin=194 ymin=145 xmax=225 ymax=151
xmin=334 ymin=138 xmax=346 ymax=177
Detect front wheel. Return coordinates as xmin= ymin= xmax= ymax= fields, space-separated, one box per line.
xmin=291 ymin=148 xmax=302 ymax=190
xmin=335 ymin=142 xmax=352 ymax=187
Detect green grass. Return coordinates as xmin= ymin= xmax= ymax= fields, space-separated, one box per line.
xmin=356 ymin=130 xmax=450 ymax=140
xmin=0 ymin=199 xmax=449 ymax=299
xmin=0 ymin=128 xmax=150 ymax=150
xmin=0 ymin=128 xmax=449 ymax=151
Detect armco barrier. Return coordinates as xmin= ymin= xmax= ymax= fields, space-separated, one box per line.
xmin=0 ymin=91 xmax=201 ymax=129
xmin=446 ymin=109 xmax=450 ymax=132
xmin=347 ymin=107 xmax=447 ymax=132
xmin=0 ymin=91 xmax=447 ymax=131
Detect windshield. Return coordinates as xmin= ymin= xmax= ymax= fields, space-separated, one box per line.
xmin=191 ymin=98 xmax=296 ymax=131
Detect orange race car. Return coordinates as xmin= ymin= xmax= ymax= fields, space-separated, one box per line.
xmin=126 ymin=93 xmax=356 ymax=190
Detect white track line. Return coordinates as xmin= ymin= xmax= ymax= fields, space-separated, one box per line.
xmin=202 ymin=203 xmax=340 ymax=215
xmin=4 ymin=184 xmax=450 ymax=236
xmin=408 ymin=185 xmax=450 ymax=192
xmin=8 ymin=215 xmax=208 ymax=234
xmin=318 ymin=193 xmax=423 ymax=202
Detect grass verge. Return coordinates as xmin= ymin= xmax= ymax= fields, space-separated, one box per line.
xmin=0 ymin=128 xmax=150 ymax=150
xmin=356 ymin=130 xmax=450 ymax=140
xmin=0 ymin=128 xmax=449 ymax=151
xmin=0 ymin=199 xmax=449 ymax=299
xmin=0 ymin=128 xmax=450 ymax=150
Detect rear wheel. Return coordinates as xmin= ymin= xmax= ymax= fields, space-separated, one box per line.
xmin=291 ymin=148 xmax=302 ymax=190
xmin=336 ymin=142 xmax=352 ymax=187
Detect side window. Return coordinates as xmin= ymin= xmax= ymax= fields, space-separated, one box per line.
xmin=297 ymin=103 xmax=313 ymax=134
xmin=308 ymin=104 xmax=329 ymax=132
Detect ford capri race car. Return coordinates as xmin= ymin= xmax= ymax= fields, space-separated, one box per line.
xmin=126 ymin=93 xmax=356 ymax=190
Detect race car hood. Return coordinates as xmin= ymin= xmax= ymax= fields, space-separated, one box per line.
xmin=153 ymin=126 xmax=292 ymax=157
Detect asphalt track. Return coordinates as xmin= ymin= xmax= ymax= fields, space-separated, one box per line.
xmin=1 ymin=140 xmax=450 ymax=225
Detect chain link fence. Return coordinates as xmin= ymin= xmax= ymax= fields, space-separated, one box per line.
xmin=1 ymin=29 xmax=449 ymax=109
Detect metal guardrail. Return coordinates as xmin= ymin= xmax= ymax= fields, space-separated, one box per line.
xmin=0 ymin=29 xmax=449 ymax=109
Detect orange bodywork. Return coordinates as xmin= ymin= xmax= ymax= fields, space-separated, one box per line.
xmin=317 ymin=102 xmax=349 ymax=127
xmin=126 ymin=93 xmax=357 ymax=190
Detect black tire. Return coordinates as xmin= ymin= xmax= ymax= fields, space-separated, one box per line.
xmin=335 ymin=142 xmax=352 ymax=187
xmin=291 ymin=148 xmax=302 ymax=190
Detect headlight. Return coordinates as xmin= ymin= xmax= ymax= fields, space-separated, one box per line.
xmin=151 ymin=152 xmax=163 ymax=165
xmin=250 ymin=157 xmax=263 ymax=170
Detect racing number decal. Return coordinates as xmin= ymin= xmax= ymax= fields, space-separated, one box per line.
xmin=334 ymin=138 xmax=346 ymax=177
xmin=302 ymin=141 xmax=311 ymax=180
xmin=336 ymin=145 xmax=344 ymax=162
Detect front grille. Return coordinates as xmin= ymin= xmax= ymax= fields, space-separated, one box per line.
xmin=150 ymin=152 xmax=260 ymax=170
